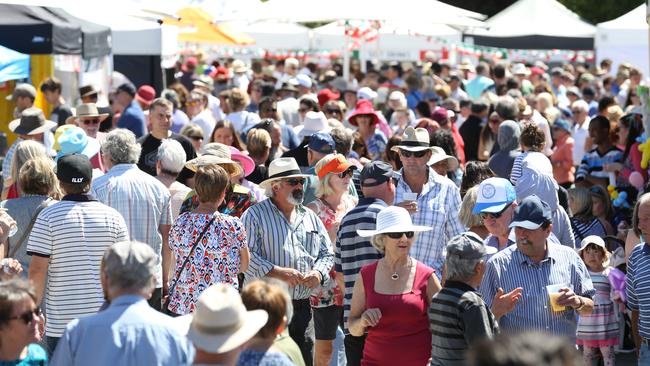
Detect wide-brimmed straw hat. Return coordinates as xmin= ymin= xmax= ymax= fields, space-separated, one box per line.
xmin=173 ymin=284 xmax=267 ymax=354
xmin=390 ymin=127 xmax=433 ymax=153
xmin=259 ymin=157 xmax=310 ymax=190
xmin=74 ymin=103 xmax=109 ymax=120
xmin=184 ymin=142 xmax=242 ymax=177
xmin=428 ymin=146 xmax=459 ymax=170
xmin=357 ymin=206 xmax=431 ymax=237
xmin=9 ymin=108 xmax=57 ymax=135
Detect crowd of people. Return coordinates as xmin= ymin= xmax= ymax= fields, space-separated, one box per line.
xmin=0 ymin=54 xmax=649 ymax=366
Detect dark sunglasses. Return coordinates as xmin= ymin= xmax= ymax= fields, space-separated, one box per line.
xmin=338 ymin=168 xmax=354 ymax=179
xmin=9 ymin=307 xmax=41 ymax=324
xmin=386 ymin=231 xmax=415 ymax=239
xmin=479 ymin=203 xmax=512 ymax=220
xmin=189 ymin=135 xmax=204 ymax=141
xmin=82 ymin=118 xmax=101 ymax=125
xmin=400 ymin=149 xmax=428 ymax=158
xmin=325 ymin=108 xmax=342 ymax=114
xmin=286 ymin=178 xmax=305 ymax=186
xmin=263 ymin=108 xmax=277 ymax=113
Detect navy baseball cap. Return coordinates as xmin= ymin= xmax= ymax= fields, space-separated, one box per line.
xmin=509 ymin=195 xmax=552 ymax=230
xmin=360 ymin=161 xmax=400 ymax=187
xmin=307 ymin=132 xmax=335 ymax=154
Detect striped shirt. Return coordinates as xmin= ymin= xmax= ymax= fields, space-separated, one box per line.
xmin=335 ymin=197 xmax=385 ymax=334
xmin=2 ymin=139 xmax=22 ymax=181
xmin=429 ymin=281 xmax=499 ymax=366
xmin=479 ymin=242 xmax=595 ymax=339
xmin=91 ymin=163 xmax=172 ymax=288
xmin=242 ymin=198 xmax=335 ymax=300
xmin=575 ymin=146 xmax=623 ymax=181
xmin=570 ymin=217 xmax=606 ymax=243
xmin=394 ymin=168 xmax=464 ymax=275
xmin=26 ymin=194 xmax=129 ymax=337
xmin=626 ymin=242 xmax=650 ymax=338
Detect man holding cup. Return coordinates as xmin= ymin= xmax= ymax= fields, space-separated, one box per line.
xmin=391 ymin=126 xmax=464 ymax=276
xmin=479 ymin=195 xmax=595 ymax=340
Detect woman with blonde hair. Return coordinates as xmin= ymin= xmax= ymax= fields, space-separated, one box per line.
xmin=306 ymin=153 xmax=358 ymax=366
xmin=0 ymin=157 xmax=59 ymax=275
xmin=226 ymin=88 xmax=260 ymax=134
xmin=179 ymin=123 xmax=204 ymax=156
xmin=459 ymin=186 xmax=489 ymax=239
xmin=2 ymin=141 xmax=49 ymax=200
xmin=568 ymin=187 xmax=607 ymax=243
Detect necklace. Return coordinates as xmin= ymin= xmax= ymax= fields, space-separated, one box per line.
xmin=388 ymin=257 xmax=412 ymax=281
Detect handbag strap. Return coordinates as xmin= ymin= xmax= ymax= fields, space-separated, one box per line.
xmin=8 ymin=198 xmax=51 ymax=258
xmin=167 ymin=215 xmax=217 ymax=298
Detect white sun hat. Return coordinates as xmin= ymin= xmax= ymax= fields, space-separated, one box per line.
xmin=357 ymin=206 xmax=431 ymax=237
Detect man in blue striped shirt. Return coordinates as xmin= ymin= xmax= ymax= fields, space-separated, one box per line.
xmin=626 ymin=193 xmax=650 ymax=363
xmin=335 ymin=161 xmax=396 ymax=366
xmin=479 ymin=195 xmax=595 ymax=340
xmin=242 ymin=157 xmax=334 ymax=366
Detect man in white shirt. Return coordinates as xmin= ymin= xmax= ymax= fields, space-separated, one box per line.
xmin=571 ymin=100 xmax=592 ymax=167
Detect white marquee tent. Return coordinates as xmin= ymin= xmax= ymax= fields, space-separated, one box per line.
xmin=231 ymin=21 xmax=311 ymax=51
xmin=464 ymin=0 xmax=595 ymax=50
xmin=596 ymin=4 xmax=649 ymax=76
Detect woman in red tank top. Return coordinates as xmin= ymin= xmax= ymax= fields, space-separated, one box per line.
xmin=348 ymin=206 xmax=441 ymax=366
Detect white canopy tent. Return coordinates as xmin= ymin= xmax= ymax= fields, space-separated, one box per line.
xmin=596 ymin=4 xmax=649 ymax=77
xmin=231 ymin=21 xmax=311 ymax=51
xmin=464 ymin=0 xmax=595 ymax=50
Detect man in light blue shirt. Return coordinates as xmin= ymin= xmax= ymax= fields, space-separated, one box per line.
xmin=51 ymin=241 xmax=194 ymax=366
xmin=465 ymin=62 xmax=494 ymax=100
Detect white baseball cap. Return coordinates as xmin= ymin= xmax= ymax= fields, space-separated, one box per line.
xmin=357 ymin=87 xmax=377 ymax=101
xmin=472 ymin=177 xmax=516 ymax=214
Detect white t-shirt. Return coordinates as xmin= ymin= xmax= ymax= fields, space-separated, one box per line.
xmin=572 ymin=117 xmax=591 ymax=166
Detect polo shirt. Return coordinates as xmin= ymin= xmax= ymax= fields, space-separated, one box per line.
xmin=335 ymin=197 xmax=385 ymax=334
xmin=429 ymin=281 xmax=499 ymax=366
xmin=626 ymin=242 xmax=650 ymax=339
xmin=26 ymin=194 xmax=129 ymax=337
xmin=479 ymin=242 xmax=595 ymax=339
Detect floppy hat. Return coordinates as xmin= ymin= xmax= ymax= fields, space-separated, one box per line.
xmin=428 ymin=146 xmax=459 ymax=170
xmin=229 ymin=146 xmax=255 ymax=177
xmin=231 ymin=60 xmax=248 ymax=74
xmin=295 ymin=111 xmax=330 ymax=138
xmin=185 ymin=142 xmax=242 ymax=177
xmin=174 ymin=284 xmax=268 ymax=354
xmin=9 ymin=108 xmax=57 ymax=135
xmin=390 ymin=127 xmax=433 ymax=153
xmin=445 ymin=232 xmax=498 ymax=259
xmin=75 ymin=103 xmax=109 ymax=120
xmin=53 ymin=125 xmax=75 ymax=151
xmin=357 ymin=206 xmax=431 ymax=237
xmin=259 ymin=157 xmax=310 ymax=190
xmin=55 ymin=126 xmax=100 ymax=161
xmin=472 ymin=177 xmax=516 ymax=214
xmin=6 ymin=83 xmax=36 ymax=102
xmin=135 ymin=85 xmax=156 ymax=107
xmin=509 ymin=194 xmax=552 ymax=230
xmin=316 ymin=154 xmax=356 ymax=180
xmin=348 ymin=100 xmax=379 ymax=126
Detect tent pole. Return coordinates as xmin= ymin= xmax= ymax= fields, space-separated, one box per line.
xmin=343 ymin=35 xmax=351 ymax=82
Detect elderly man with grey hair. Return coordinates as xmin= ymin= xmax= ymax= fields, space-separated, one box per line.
xmin=155 ymin=139 xmax=191 ymax=220
xmin=429 ymin=232 xmax=521 ymax=366
xmin=51 ymin=241 xmax=195 ymax=365
xmin=92 ymin=128 xmax=173 ymax=311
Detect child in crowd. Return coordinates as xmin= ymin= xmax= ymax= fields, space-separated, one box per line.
xmin=575 ymin=235 xmax=619 ymax=366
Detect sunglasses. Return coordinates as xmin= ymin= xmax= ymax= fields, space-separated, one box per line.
xmin=9 ymin=307 xmax=41 ymax=324
xmin=186 ymin=100 xmax=201 ymax=107
xmin=263 ymin=108 xmax=277 ymax=113
xmin=338 ymin=168 xmax=354 ymax=179
xmin=479 ymin=203 xmax=512 ymax=220
xmin=400 ymin=149 xmax=428 ymax=158
xmin=286 ymin=178 xmax=305 ymax=186
xmin=326 ymin=108 xmax=342 ymax=114
xmin=386 ymin=231 xmax=415 ymax=239
xmin=189 ymin=136 xmax=204 ymax=141
xmin=82 ymin=118 xmax=101 ymax=125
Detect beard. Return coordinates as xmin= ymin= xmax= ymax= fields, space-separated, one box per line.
xmin=287 ymin=189 xmax=304 ymax=205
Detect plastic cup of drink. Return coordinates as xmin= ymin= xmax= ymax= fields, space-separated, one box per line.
xmin=403 ymin=193 xmax=418 ymax=213
xmin=547 ymin=284 xmax=572 ymax=312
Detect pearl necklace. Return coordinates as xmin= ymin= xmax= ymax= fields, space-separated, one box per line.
xmin=388 ymin=257 xmax=412 ymax=281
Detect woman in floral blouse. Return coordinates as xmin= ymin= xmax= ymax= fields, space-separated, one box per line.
xmin=166 ymin=164 xmax=249 ymax=315
xmin=307 ymin=154 xmax=358 ymax=366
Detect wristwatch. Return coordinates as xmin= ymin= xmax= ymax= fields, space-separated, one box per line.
xmin=575 ymin=296 xmax=585 ymax=311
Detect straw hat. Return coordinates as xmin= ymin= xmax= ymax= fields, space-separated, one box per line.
xmin=173 ymin=284 xmax=267 ymax=354
xmin=184 ymin=142 xmax=242 ymax=177
xmin=259 ymin=157 xmax=310 ymax=190
xmin=357 ymin=206 xmax=431 ymax=237
xmin=390 ymin=127 xmax=433 ymax=153
xmin=74 ymin=103 xmax=109 ymax=120
xmin=427 ymin=146 xmax=459 ymax=170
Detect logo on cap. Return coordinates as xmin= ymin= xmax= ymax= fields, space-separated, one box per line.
xmin=482 ymin=183 xmax=496 ymax=199
xmin=72 ymin=177 xmax=83 ymax=183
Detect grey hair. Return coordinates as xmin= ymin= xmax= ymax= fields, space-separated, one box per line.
xmin=102 ymin=128 xmax=141 ymax=164
xmin=264 ymin=180 xmax=281 ymax=198
xmin=157 ymin=139 xmax=186 ymax=175
xmin=495 ymin=96 xmax=519 ymax=120
xmin=571 ymin=100 xmax=589 ymax=113
xmin=102 ymin=241 xmax=156 ymax=294
xmin=444 ymin=254 xmax=482 ymax=282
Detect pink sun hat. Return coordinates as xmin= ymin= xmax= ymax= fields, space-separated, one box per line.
xmin=229 ymin=146 xmax=255 ymax=177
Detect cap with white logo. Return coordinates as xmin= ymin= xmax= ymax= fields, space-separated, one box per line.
xmin=472 ymin=177 xmax=516 ymax=214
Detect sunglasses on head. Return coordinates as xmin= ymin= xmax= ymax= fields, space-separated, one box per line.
xmin=400 ymin=149 xmax=428 ymax=158
xmin=338 ymin=168 xmax=354 ymax=179
xmin=82 ymin=118 xmax=100 ymax=125
xmin=286 ymin=178 xmax=305 ymax=186
xmin=479 ymin=203 xmax=512 ymax=220
xmin=386 ymin=231 xmax=415 ymax=239
xmin=9 ymin=307 xmax=41 ymax=325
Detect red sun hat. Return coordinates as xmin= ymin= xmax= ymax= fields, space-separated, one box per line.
xmin=348 ymin=100 xmax=379 ymax=126
xmin=135 ymin=85 xmax=156 ymax=107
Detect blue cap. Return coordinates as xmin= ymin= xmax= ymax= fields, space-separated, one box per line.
xmin=472 ymin=177 xmax=517 ymax=214
xmin=552 ymin=118 xmax=571 ymax=133
xmin=307 ymin=132 xmax=335 ymax=154
xmin=509 ymin=195 xmax=552 ymax=230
